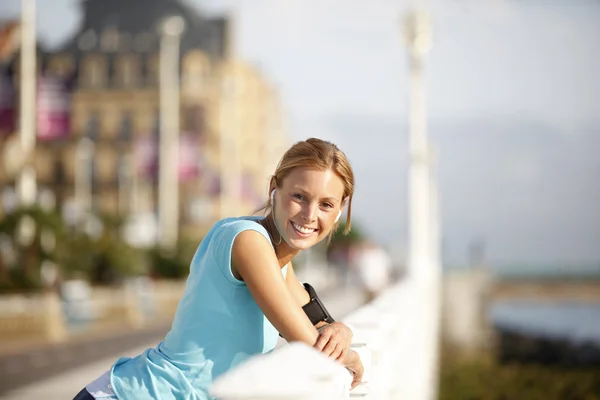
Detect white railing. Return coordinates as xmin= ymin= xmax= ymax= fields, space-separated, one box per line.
xmin=211 ymin=281 xmax=421 ymax=400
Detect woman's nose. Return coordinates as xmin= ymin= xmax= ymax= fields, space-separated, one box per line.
xmin=302 ymin=203 xmax=318 ymax=222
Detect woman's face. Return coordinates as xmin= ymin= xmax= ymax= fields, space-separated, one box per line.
xmin=273 ymin=167 xmax=346 ymax=250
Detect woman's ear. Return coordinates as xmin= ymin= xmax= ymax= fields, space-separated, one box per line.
xmin=340 ymin=198 xmax=347 ymax=212
xmin=268 ymin=177 xmax=277 ymax=204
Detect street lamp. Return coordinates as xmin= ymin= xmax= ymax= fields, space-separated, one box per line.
xmin=404 ymin=10 xmax=434 ymax=280
xmin=158 ymin=15 xmax=185 ymax=253
xmin=74 ymin=136 xmax=94 ymax=221
xmin=17 ymin=0 xmax=37 ymax=207
xmin=401 ymin=9 xmax=442 ymax=400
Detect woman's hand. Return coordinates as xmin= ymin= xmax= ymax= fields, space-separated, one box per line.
xmin=313 ymin=322 xmax=353 ymax=362
xmin=344 ymin=349 xmax=364 ymax=389
xmin=313 ymin=322 xmax=364 ymax=389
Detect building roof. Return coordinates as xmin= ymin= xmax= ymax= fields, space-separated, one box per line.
xmin=54 ymin=0 xmax=229 ymax=59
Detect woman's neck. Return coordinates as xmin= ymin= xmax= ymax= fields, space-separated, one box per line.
xmin=259 ymin=213 xmax=299 ymax=267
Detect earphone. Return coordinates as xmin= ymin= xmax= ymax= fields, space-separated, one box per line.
xmin=335 ymin=210 xmax=342 ymax=223
xmin=271 ymin=189 xmax=342 ymax=223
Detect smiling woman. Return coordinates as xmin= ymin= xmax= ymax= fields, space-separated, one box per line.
xmin=72 ymin=138 xmax=363 ymax=400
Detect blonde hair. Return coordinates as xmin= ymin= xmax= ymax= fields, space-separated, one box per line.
xmin=258 ymin=138 xmax=355 ymax=237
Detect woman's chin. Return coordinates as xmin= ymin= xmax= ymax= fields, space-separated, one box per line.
xmin=288 ymin=240 xmax=314 ymax=250
xmin=285 ymin=229 xmax=319 ymax=250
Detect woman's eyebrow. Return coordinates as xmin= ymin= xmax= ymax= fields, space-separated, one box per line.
xmin=291 ymin=187 xmax=340 ymax=202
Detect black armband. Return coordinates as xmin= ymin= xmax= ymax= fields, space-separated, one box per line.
xmin=302 ymin=283 xmax=335 ymax=325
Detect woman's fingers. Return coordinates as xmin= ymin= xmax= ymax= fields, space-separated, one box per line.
xmin=322 ymin=338 xmax=337 ymax=357
xmin=314 ymin=329 xmax=332 ymax=351
xmin=330 ymin=343 xmax=343 ymax=361
xmin=351 ymin=373 xmax=362 ymax=389
xmin=349 ymin=363 xmax=364 ymax=389
xmin=337 ymin=346 xmax=348 ymax=362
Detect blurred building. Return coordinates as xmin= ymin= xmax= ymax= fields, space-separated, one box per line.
xmin=0 ymin=0 xmax=288 ymax=242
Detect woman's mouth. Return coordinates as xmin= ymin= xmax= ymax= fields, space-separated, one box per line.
xmin=290 ymin=221 xmax=317 ymax=237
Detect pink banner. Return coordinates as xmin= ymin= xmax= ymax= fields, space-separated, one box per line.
xmin=178 ymin=133 xmax=200 ymax=182
xmin=134 ymin=135 xmax=158 ymax=179
xmin=0 ymin=70 xmax=15 ymax=136
xmin=134 ymin=133 xmax=202 ymax=182
xmin=37 ymin=75 xmax=72 ymax=141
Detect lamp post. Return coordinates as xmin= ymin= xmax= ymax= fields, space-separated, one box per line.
xmin=17 ymin=0 xmax=37 ymax=207
xmin=405 ymin=10 xmax=433 ymax=281
xmin=74 ymin=137 xmax=94 ymax=221
xmin=402 ymin=9 xmax=442 ymax=400
xmin=158 ymin=15 xmax=185 ymax=253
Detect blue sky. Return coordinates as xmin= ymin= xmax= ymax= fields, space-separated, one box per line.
xmin=2 ymin=0 xmax=599 ymax=266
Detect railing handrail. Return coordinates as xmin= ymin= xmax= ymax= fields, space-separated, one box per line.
xmin=210 ymin=281 xmax=414 ymax=400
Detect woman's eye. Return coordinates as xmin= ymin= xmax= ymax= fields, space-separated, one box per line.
xmin=292 ymin=194 xmax=305 ymax=201
xmin=322 ymin=203 xmax=334 ymax=209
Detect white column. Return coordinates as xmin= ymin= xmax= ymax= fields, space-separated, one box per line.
xmin=130 ymin=154 xmax=140 ymax=212
xmin=407 ymin=48 xmax=432 ymax=281
xmin=75 ymin=137 xmax=94 ymax=221
xmin=17 ymin=0 xmax=37 ymax=207
xmin=118 ymin=153 xmax=132 ymax=216
xmin=401 ymin=9 xmax=442 ymax=400
xmin=158 ymin=16 xmax=185 ymax=252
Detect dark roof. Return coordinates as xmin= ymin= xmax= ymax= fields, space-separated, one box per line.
xmin=54 ymin=0 xmax=229 ymax=59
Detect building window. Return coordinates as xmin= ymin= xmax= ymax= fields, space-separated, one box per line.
xmin=53 ymin=158 xmax=66 ymax=185
xmin=90 ymin=156 xmax=99 ymax=200
xmin=86 ymin=112 xmax=100 ymax=140
xmin=80 ymin=56 xmax=106 ymax=88
xmin=116 ymin=56 xmax=138 ymax=87
xmin=184 ymin=105 xmax=206 ymax=138
xmin=119 ymin=33 xmax=133 ymax=52
xmin=183 ymin=51 xmax=210 ymax=91
xmin=133 ymin=32 xmax=154 ymax=52
xmin=78 ymin=29 xmax=97 ymax=51
xmin=119 ymin=112 xmax=133 ymax=141
xmin=145 ymin=54 xmax=159 ymax=86
xmin=100 ymin=28 xmax=120 ymax=52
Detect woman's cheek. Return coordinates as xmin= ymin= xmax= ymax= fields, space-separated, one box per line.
xmin=284 ymin=200 xmax=301 ymax=217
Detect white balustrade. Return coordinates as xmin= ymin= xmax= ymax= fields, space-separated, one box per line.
xmin=211 ymin=281 xmax=415 ymax=400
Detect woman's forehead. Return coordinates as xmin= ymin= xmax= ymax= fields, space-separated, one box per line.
xmin=283 ymin=168 xmax=345 ymax=195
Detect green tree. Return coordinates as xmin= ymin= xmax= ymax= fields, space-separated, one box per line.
xmin=329 ymin=220 xmax=365 ymax=246
xmin=0 ymin=207 xmax=147 ymax=292
xmin=0 ymin=205 xmax=66 ymax=292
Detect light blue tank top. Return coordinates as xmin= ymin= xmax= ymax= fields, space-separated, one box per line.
xmin=110 ymin=217 xmax=287 ymax=399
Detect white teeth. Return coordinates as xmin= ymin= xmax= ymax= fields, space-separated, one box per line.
xmin=292 ymin=221 xmax=316 ymax=234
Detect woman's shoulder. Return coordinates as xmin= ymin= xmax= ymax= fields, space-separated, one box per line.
xmin=211 ymin=216 xmax=271 ymax=245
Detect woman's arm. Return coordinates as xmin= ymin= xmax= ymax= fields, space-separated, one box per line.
xmin=285 ymin=263 xmax=354 ymax=363
xmin=231 ymin=230 xmax=318 ymax=345
xmin=236 ymin=244 xmax=364 ymax=388
xmin=285 ymin=261 xmax=311 ymax=307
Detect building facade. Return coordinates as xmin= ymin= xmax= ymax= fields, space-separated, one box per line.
xmin=0 ymin=0 xmax=287 ymax=243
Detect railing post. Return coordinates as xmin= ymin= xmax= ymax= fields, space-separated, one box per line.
xmin=42 ymin=290 xmax=66 ymax=342
xmin=123 ymin=282 xmax=144 ymax=328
